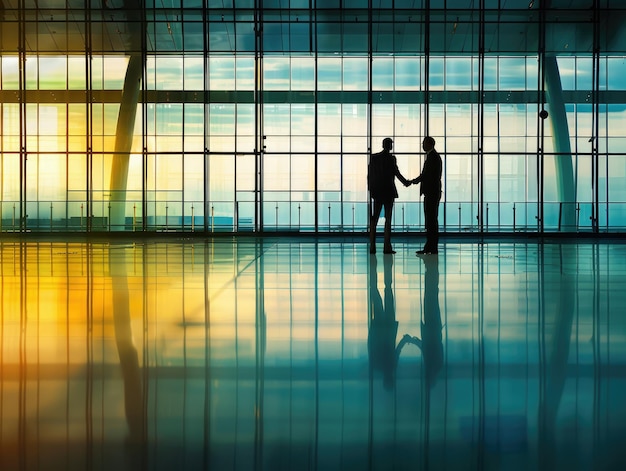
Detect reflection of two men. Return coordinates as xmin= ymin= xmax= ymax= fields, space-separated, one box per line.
xmin=368 ymin=254 xmax=443 ymax=390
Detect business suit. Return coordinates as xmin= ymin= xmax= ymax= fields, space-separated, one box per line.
xmin=412 ymin=138 xmax=442 ymax=254
xmin=368 ymin=138 xmax=409 ymax=254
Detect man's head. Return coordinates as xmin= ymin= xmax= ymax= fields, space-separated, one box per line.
xmin=382 ymin=137 xmax=393 ymax=151
xmin=422 ymin=136 xmax=435 ymax=152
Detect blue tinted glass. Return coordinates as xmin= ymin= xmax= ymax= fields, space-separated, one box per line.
xmin=499 ymin=57 xmax=527 ymax=90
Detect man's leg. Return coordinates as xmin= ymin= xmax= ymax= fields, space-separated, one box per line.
xmin=416 ymin=200 xmax=430 ymax=253
xmin=424 ymin=196 xmax=440 ymax=252
xmin=370 ymin=199 xmax=383 ymax=253
xmin=383 ymin=201 xmax=395 ymax=253
xmin=417 ymin=201 xmax=426 ymax=254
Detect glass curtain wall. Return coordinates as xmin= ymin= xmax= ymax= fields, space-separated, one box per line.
xmin=0 ymin=1 xmax=625 ymax=233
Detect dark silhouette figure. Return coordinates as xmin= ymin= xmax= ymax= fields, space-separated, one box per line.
xmin=397 ymin=255 xmax=444 ymax=393
xmin=414 ymin=253 xmax=444 ymax=388
xmin=411 ymin=137 xmax=442 ymax=255
xmin=368 ymin=138 xmax=410 ymax=254
xmin=368 ymin=254 xmax=419 ymax=390
xmin=411 ymin=254 xmax=444 ymax=471
xmin=368 ymin=254 xmax=399 ymax=390
xmin=402 ymin=255 xmax=443 ymax=389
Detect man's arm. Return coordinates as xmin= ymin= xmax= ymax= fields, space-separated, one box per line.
xmin=393 ymin=156 xmax=411 ymax=187
xmin=398 ymin=173 xmax=411 ymax=187
xmin=396 ymin=334 xmax=422 ymax=361
xmin=410 ymin=156 xmax=430 ymax=185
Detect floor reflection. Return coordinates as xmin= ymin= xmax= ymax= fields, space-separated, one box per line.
xmin=1 ymin=237 xmax=626 ymax=470
xmin=110 ymin=243 xmax=146 ymax=466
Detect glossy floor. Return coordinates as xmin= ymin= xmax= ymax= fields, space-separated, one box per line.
xmin=1 ymin=236 xmax=626 ymax=470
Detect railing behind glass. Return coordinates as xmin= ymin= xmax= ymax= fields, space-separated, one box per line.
xmin=0 ymin=200 xmax=623 ymax=233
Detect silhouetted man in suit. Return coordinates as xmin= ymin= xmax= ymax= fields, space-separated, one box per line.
xmin=368 ymin=138 xmax=410 ymax=254
xmin=411 ymin=136 xmax=442 ymax=255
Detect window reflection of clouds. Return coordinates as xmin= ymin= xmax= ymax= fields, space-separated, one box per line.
xmin=607 ymin=58 xmax=626 ymax=91
xmin=184 ymin=104 xmax=205 ymax=135
xmin=607 ymin=106 xmax=626 ymax=148
xmin=372 ymin=57 xmax=394 ymax=90
xmin=38 ymin=57 xmax=67 ymax=89
xmin=444 ymin=58 xmax=472 ymax=91
xmin=208 ymin=56 xmax=259 ymax=90
xmin=236 ymin=57 xmax=255 ymax=90
xmin=68 ymin=57 xmax=86 ymax=90
xmin=155 ymin=57 xmax=184 ymax=90
xmin=525 ymin=58 xmax=538 ymax=90
xmin=291 ymin=57 xmax=315 ymax=91
xmin=1 ymin=56 xmax=19 ymax=89
xmin=429 ymin=58 xmax=445 ymax=90
xmin=209 ymin=57 xmax=235 ymax=89
xmin=342 ymin=58 xmax=368 ymax=91
xmin=145 ymin=56 xmax=183 ymax=91
xmin=263 ymin=104 xmax=291 ymax=136
xmin=209 ymin=104 xmax=235 ymax=136
xmin=498 ymin=58 xmax=527 ymax=90
xmin=263 ymin=57 xmax=291 ymax=90
xmin=317 ymin=58 xmax=342 ymax=91
xmin=575 ymin=58 xmax=593 ymax=89
xmin=236 ymin=104 xmax=255 ymax=136
xmin=25 ymin=58 xmax=38 ymax=90
xmin=102 ymin=57 xmax=131 ymax=89
xmin=483 ymin=58 xmax=498 ymax=90
xmin=291 ymin=104 xmax=315 ymax=136
xmin=183 ymin=57 xmax=205 ymax=90
xmin=155 ymin=104 xmax=183 ymax=135
xmin=317 ymin=103 xmax=342 ymax=136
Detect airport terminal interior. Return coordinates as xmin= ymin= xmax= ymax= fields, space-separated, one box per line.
xmin=1 ymin=0 xmax=626 ymax=469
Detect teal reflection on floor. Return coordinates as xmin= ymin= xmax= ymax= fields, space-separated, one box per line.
xmin=1 ymin=237 xmax=626 ymax=470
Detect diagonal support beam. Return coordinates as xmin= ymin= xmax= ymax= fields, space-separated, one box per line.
xmin=109 ymin=54 xmax=142 ymax=230
xmin=544 ymin=55 xmax=577 ymax=231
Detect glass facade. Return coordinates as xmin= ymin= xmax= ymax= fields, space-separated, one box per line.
xmin=1 ymin=1 xmax=625 ymax=233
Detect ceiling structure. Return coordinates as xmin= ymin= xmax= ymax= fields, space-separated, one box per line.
xmin=0 ymin=1 xmax=624 ymax=56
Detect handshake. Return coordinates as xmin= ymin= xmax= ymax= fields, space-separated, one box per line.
xmin=404 ymin=177 xmax=420 ymax=187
